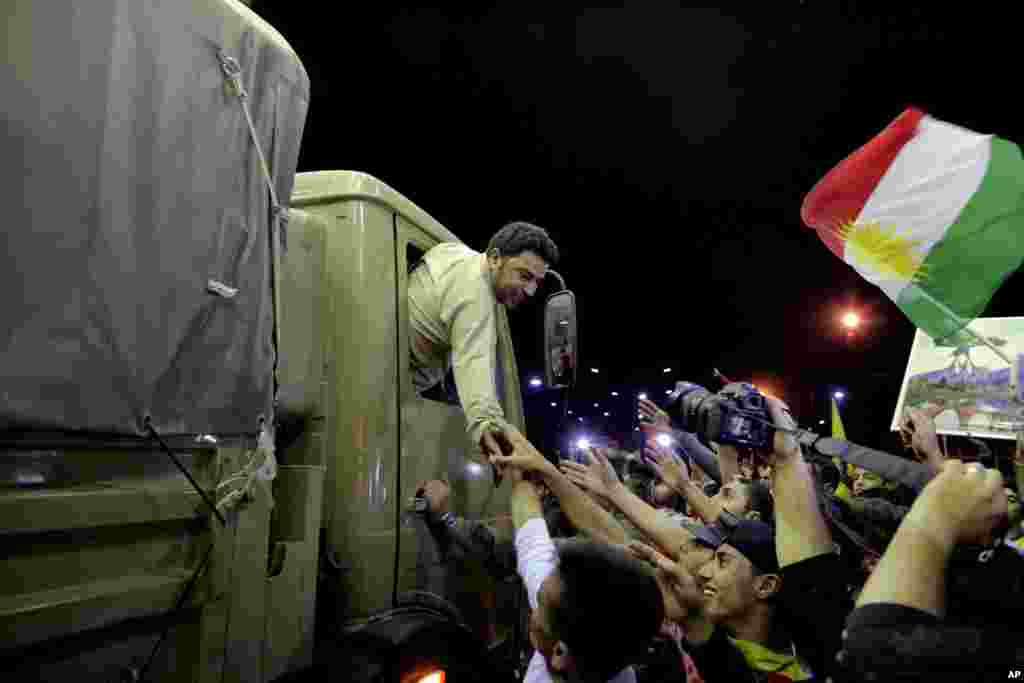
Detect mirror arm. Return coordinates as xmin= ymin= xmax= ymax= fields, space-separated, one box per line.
xmin=546 ymin=269 xmax=566 ymax=292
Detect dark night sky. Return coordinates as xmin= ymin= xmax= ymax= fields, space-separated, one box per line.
xmin=253 ymin=4 xmax=1023 ymax=450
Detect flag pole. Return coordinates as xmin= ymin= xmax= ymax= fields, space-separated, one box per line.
xmin=915 ymin=286 xmax=1014 ymax=364
xmin=955 ymin=324 xmax=1013 ymax=365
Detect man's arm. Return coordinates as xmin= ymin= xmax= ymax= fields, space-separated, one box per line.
xmin=540 ymin=466 xmax=629 ymax=546
xmin=444 ymin=278 xmax=508 ymax=457
xmin=767 ymin=400 xmax=834 ymax=568
xmin=511 ymin=473 xmax=558 ymax=611
xmin=857 ymin=460 xmax=1006 ymax=616
xmin=713 ymin=442 xmax=738 ymax=487
xmin=647 ymin=442 xmax=724 ymax=523
xmin=493 ymin=432 xmax=628 ymax=546
xmin=560 ymin=449 xmax=694 ymax=559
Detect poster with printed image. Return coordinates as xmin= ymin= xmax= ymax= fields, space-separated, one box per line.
xmin=891 ymin=316 xmax=1024 ymax=440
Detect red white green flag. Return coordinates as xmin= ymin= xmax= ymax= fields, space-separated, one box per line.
xmin=801 ymin=108 xmax=1024 ymax=343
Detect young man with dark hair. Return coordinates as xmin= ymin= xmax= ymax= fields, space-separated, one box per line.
xmin=408 ymin=221 xmax=559 ymax=462
xmin=496 ymin=429 xmax=665 ymax=682
xmin=681 ymin=399 xmax=853 ymax=682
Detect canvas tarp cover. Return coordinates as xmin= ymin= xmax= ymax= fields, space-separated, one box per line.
xmin=0 ymin=0 xmax=309 ymax=436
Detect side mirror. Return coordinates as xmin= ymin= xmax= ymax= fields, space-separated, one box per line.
xmin=544 ymin=290 xmax=578 ymax=389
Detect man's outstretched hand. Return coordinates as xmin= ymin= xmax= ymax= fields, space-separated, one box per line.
xmin=644 ymin=442 xmax=690 ymax=493
xmin=560 ymin=447 xmax=621 ymax=501
xmin=490 ymin=428 xmax=557 ymax=479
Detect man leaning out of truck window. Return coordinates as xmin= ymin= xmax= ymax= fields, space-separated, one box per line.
xmin=408 ymin=221 xmax=559 ymax=463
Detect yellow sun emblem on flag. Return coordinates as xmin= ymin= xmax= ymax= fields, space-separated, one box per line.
xmin=837 ymin=220 xmax=927 ymax=282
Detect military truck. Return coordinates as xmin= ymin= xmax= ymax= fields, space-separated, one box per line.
xmin=0 ymin=2 xmax=578 ymax=681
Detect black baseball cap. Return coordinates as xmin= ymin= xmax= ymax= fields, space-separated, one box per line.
xmin=695 ymin=519 xmax=779 ymax=574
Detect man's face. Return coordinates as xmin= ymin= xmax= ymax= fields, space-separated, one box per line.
xmin=492 ymin=250 xmax=548 ymax=308
xmin=712 ymin=480 xmax=752 ymax=518
xmin=698 ymin=544 xmax=765 ymax=625
xmin=853 ymin=468 xmax=885 ymax=496
xmin=1007 ymin=488 xmax=1019 ymax=521
xmin=530 ymin=572 xmax=565 ymax=673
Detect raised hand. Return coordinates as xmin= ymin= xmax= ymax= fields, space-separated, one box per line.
xmin=560 ymin=447 xmax=621 ymax=501
xmin=767 ymin=397 xmax=800 ymax=464
xmin=901 ymin=408 xmax=944 ymax=471
xmin=490 ymin=428 xmax=556 ymax=477
xmin=909 ymin=459 xmax=1007 ymax=548
xmin=644 ymin=442 xmax=689 ymax=493
xmin=628 ymin=540 xmax=704 ymax=615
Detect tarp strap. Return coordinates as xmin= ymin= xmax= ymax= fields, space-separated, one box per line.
xmin=217 ymin=49 xmax=283 ymax=408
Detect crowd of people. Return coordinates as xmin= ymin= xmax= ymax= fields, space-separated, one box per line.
xmin=405 ymin=221 xmax=1024 ymax=681
xmin=416 ymin=393 xmax=1024 ymax=682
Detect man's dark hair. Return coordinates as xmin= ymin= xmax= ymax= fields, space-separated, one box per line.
xmin=487 ymin=221 xmax=560 ymax=265
xmin=550 ymin=540 xmax=665 ymax=681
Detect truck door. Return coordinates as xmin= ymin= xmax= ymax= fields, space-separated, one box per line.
xmin=393 ymin=216 xmax=522 ymax=651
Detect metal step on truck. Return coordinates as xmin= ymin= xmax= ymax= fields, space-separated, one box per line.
xmin=0 ymin=2 xmax=578 ymax=682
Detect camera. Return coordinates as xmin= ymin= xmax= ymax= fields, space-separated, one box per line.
xmin=664 ymin=381 xmax=774 ymax=450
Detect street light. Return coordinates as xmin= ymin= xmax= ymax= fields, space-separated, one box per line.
xmin=819 ymin=419 xmax=826 ymax=425
xmin=603 ymin=412 xmax=610 ymax=417
xmin=590 ymin=368 xmax=599 ymax=374
xmin=611 ymin=391 xmax=619 ymax=397
xmin=550 ymin=402 xmax=557 ymax=407
xmin=638 ymin=393 xmax=647 ymax=400
xmin=663 ymin=368 xmax=672 ymax=373
xmin=529 ymin=378 xmax=542 ymax=387
xmin=834 ymin=391 xmax=845 ymax=400
xmin=656 ymin=434 xmax=672 ymax=447
xmin=577 ymin=438 xmax=590 ymax=450
xmin=841 ymin=312 xmax=860 ymax=329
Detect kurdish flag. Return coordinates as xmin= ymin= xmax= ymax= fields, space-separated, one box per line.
xmin=802 ymin=108 xmax=1024 ymax=343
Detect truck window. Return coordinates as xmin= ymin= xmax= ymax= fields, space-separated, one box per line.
xmin=407 ymin=243 xmax=461 ymax=406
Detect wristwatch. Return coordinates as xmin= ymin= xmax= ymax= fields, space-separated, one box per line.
xmin=438 ymin=511 xmax=458 ymax=530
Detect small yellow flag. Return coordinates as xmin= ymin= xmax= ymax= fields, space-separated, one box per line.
xmin=831 ymin=397 xmax=855 ymax=495
xmin=831 ymin=397 xmax=846 ymax=440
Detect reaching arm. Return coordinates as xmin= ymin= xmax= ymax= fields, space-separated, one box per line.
xmin=492 ymin=432 xmax=628 ymax=546
xmin=646 ymin=442 xmax=724 ymax=523
xmin=605 ymin=480 xmax=693 ymax=559
xmin=857 ymin=460 xmax=1006 ymax=617
xmin=714 ymin=442 xmax=738 ymax=487
xmin=767 ymin=400 xmax=833 ymax=568
xmin=444 ymin=276 xmax=508 ymax=456
xmin=561 ymin=448 xmax=694 ymax=559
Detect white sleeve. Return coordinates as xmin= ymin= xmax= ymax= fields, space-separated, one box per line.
xmin=515 ymin=518 xmax=558 ymax=611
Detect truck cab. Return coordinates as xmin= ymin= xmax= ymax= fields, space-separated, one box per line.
xmin=280 ymin=171 xmax=533 ymax=681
